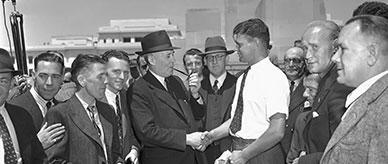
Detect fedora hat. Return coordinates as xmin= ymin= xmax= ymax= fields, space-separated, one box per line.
xmin=201 ymin=36 xmax=235 ymax=56
xmin=135 ymin=30 xmax=180 ymax=55
xmin=0 ymin=49 xmax=20 ymax=76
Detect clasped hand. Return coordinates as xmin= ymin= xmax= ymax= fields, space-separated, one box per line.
xmin=186 ymin=131 xmax=213 ymax=151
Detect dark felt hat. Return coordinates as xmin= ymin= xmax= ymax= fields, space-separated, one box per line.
xmin=135 ymin=30 xmax=180 ymax=55
xmin=200 ymin=36 xmax=235 ymax=56
xmin=0 ymin=49 xmax=20 ymax=76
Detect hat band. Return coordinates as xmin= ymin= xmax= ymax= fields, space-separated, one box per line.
xmin=205 ymin=46 xmax=227 ymax=52
xmin=143 ymin=43 xmax=174 ymax=53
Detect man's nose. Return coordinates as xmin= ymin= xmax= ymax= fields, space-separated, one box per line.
xmin=46 ymin=76 xmax=53 ymax=85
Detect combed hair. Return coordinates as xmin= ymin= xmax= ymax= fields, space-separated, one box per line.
xmin=70 ymin=54 xmax=105 ymax=87
xmin=101 ymin=49 xmax=130 ymax=64
xmin=34 ymin=51 xmax=65 ymax=71
xmin=305 ymin=20 xmax=340 ymax=42
xmin=346 ymin=15 xmax=388 ymax=52
xmin=353 ymin=1 xmax=388 ymax=19
xmin=182 ymin=48 xmax=203 ymax=66
xmin=233 ymin=18 xmax=271 ymax=49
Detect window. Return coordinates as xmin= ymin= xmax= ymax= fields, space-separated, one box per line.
xmin=123 ymin=37 xmax=131 ymax=43
xmin=135 ymin=37 xmax=142 ymax=42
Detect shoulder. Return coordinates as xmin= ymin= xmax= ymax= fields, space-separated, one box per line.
xmin=5 ymin=103 xmax=32 ymax=120
xmin=9 ymin=91 xmax=34 ymax=107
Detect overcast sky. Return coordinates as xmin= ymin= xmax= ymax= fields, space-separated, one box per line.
xmin=1 ymin=0 xmax=387 ymax=47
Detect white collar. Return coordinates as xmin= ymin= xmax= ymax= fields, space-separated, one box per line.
xmin=30 ymin=87 xmax=50 ymax=105
xmin=149 ymin=70 xmax=167 ymax=89
xmin=250 ymin=57 xmax=270 ymax=70
xmin=345 ymin=70 xmax=388 ymax=108
xmin=75 ymin=92 xmax=96 ymax=109
xmin=209 ymin=71 xmax=227 ymax=88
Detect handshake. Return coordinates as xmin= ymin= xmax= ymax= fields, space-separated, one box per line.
xmin=186 ymin=131 xmax=214 ymax=151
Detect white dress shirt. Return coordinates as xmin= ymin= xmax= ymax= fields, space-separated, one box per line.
xmin=210 ymin=71 xmax=227 ymax=89
xmin=30 ymin=87 xmax=52 ymax=116
xmin=230 ymin=57 xmax=290 ymax=139
xmin=105 ymin=88 xmax=120 ymax=115
xmin=0 ymin=104 xmax=22 ymax=164
xmin=75 ymin=93 xmax=108 ymax=161
xmin=150 ymin=70 xmax=167 ymax=90
xmin=342 ymin=70 xmax=388 ymax=120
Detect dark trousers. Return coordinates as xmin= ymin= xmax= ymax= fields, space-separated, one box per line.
xmin=232 ymin=137 xmax=285 ymax=164
xmin=205 ymin=144 xmax=221 ymax=164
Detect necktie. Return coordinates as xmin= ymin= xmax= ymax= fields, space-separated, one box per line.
xmin=0 ymin=114 xmax=18 ymax=164
xmin=290 ymin=81 xmax=295 ymax=95
xmin=115 ymin=95 xmax=123 ymax=152
xmin=86 ymin=106 xmax=101 ymax=137
xmin=212 ymin=80 xmax=219 ymax=94
xmin=46 ymin=101 xmax=52 ymax=110
xmin=165 ymin=78 xmax=175 ymax=98
xmin=230 ymin=66 xmax=251 ymax=134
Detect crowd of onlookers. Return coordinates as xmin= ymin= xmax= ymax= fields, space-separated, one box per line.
xmin=0 ymin=1 xmax=388 ymax=164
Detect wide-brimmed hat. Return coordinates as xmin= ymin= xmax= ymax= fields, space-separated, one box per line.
xmin=200 ymin=36 xmax=235 ymax=56
xmin=0 ymin=49 xmax=20 ymax=76
xmin=135 ymin=30 xmax=180 ymax=55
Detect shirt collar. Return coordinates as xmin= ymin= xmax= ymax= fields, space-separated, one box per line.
xmin=345 ymin=70 xmax=388 ymax=108
xmin=0 ymin=103 xmax=5 ymax=112
xmin=149 ymin=70 xmax=167 ymax=89
xmin=30 ymin=87 xmax=51 ymax=107
xmin=250 ymin=57 xmax=270 ymax=71
xmin=75 ymin=92 xmax=96 ymax=109
xmin=209 ymin=71 xmax=227 ymax=88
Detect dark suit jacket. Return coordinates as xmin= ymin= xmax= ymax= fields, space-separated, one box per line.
xmin=321 ymin=74 xmax=388 ymax=164
xmin=5 ymin=103 xmax=46 ymax=164
xmin=299 ymin=64 xmax=353 ymax=164
xmin=199 ymin=73 xmax=236 ymax=153
xmin=9 ymin=91 xmax=43 ymax=131
xmin=129 ymin=72 xmax=201 ymax=164
xmin=281 ymin=79 xmax=307 ymax=154
xmin=100 ymin=90 xmax=140 ymax=158
xmin=45 ymin=96 xmax=120 ymax=164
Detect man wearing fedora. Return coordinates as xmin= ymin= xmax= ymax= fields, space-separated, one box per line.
xmin=129 ymin=30 xmax=206 ymax=164
xmin=0 ymin=48 xmax=46 ymax=164
xmin=196 ymin=36 xmax=237 ymax=164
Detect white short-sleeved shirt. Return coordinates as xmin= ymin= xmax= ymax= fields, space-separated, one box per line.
xmin=230 ymin=57 xmax=290 ymax=139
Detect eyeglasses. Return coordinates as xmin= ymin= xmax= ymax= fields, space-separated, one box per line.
xmin=205 ymin=54 xmax=225 ymax=62
xmin=284 ymin=58 xmax=304 ymax=64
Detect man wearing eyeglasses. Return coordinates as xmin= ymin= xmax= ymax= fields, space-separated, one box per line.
xmin=10 ymin=51 xmax=66 ymax=150
xmin=196 ymin=36 xmax=237 ymax=164
xmin=280 ymin=46 xmax=308 ymax=156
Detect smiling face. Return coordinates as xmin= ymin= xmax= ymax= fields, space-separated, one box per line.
xmin=184 ymin=55 xmax=203 ymax=75
xmin=33 ymin=61 xmax=64 ymax=100
xmin=331 ymin=21 xmax=370 ymax=87
xmin=302 ymin=26 xmax=335 ymax=74
xmin=106 ymin=57 xmax=130 ymax=93
xmin=284 ymin=47 xmax=306 ymax=81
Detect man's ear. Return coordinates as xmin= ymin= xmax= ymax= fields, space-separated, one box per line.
xmin=77 ymin=75 xmax=86 ymax=87
xmin=366 ymin=44 xmax=378 ymax=66
xmin=147 ymin=54 xmax=156 ymax=66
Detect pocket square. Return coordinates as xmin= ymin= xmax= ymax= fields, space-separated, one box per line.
xmin=312 ymin=111 xmax=319 ymax=118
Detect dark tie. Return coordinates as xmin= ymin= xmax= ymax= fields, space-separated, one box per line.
xmin=290 ymin=81 xmax=295 ymax=95
xmin=86 ymin=106 xmax=101 ymax=137
xmin=46 ymin=101 xmax=52 ymax=110
xmin=115 ymin=95 xmax=123 ymax=151
xmin=230 ymin=66 xmax=251 ymax=134
xmin=213 ymin=80 xmax=219 ymax=94
xmin=0 ymin=114 xmax=18 ymax=164
xmin=165 ymin=78 xmax=175 ymax=98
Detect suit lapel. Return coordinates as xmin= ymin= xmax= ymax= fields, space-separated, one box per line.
xmin=323 ymin=74 xmax=388 ymax=156
xmin=25 ymin=92 xmax=44 ymax=128
xmin=96 ymin=101 xmax=113 ymax=154
xmin=143 ymin=72 xmax=189 ymax=124
xmin=120 ymin=91 xmax=129 ymax=137
xmin=68 ymin=96 xmax=104 ymax=149
xmin=289 ymin=81 xmax=307 ymax=112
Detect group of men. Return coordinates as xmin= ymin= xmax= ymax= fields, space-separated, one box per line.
xmin=1 ymin=1 xmax=388 ymax=164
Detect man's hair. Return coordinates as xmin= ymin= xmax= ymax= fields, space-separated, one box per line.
xmin=70 ymin=54 xmax=106 ymax=87
xmin=305 ymin=20 xmax=340 ymax=42
xmin=34 ymin=51 xmax=65 ymax=72
xmin=101 ymin=49 xmax=130 ymax=64
xmin=352 ymin=1 xmax=388 ymax=19
xmin=182 ymin=48 xmax=203 ymax=66
xmin=346 ymin=15 xmax=388 ymax=53
xmin=233 ymin=18 xmax=271 ymax=49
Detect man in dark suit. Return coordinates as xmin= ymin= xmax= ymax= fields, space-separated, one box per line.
xmin=45 ymin=54 xmax=121 ymax=164
xmin=294 ymin=20 xmax=354 ymax=164
xmin=321 ymin=14 xmax=388 ymax=164
xmin=100 ymin=50 xmax=140 ymax=164
xmin=0 ymin=48 xmax=45 ymax=164
xmin=129 ymin=30 xmax=205 ymax=164
xmin=10 ymin=51 xmax=65 ymax=150
xmin=281 ymin=46 xmax=308 ymax=154
xmin=193 ymin=36 xmax=237 ymax=164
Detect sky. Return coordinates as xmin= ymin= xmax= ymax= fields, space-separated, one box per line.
xmin=1 ymin=0 xmax=388 ymax=48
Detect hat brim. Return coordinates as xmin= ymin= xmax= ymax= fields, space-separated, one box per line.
xmin=199 ymin=50 xmax=235 ymax=56
xmin=135 ymin=46 xmax=180 ymax=56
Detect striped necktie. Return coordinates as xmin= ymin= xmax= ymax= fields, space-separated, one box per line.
xmin=0 ymin=114 xmax=17 ymax=164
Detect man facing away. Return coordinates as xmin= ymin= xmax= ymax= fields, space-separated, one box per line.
xmin=10 ymin=51 xmax=65 ymax=150
xmin=0 ymin=49 xmax=45 ymax=164
xmin=201 ymin=18 xmax=290 ymax=164
xmin=45 ymin=54 xmax=121 ymax=164
xmin=321 ymin=15 xmax=388 ymax=164
xmin=100 ymin=50 xmax=140 ymax=164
